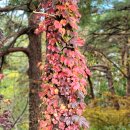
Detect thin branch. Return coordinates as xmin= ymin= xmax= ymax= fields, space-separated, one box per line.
xmin=91 ymin=65 xmax=108 ymax=69
xmin=90 ymin=67 xmax=106 ymax=73
xmin=92 ymin=32 xmax=130 ymax=36
xmin=12 ymin=98 xmax=28 ymax=128
xmin=99 ymin=51 xmax=128 ymax=78
xmin=33 ymin=11 xmax=55 ymax=17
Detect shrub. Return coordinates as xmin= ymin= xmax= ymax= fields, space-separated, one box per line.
xmin=83 ymin=93 xmax=130 ymax=130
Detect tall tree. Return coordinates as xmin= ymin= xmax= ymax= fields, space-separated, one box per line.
xmin=81 ymin=0 xmax=130 ymax=96
xmin=0 ymin=0 xmax=42 ymax=129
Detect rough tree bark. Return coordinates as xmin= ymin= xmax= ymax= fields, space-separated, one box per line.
xmin=27 ymin=13 xmax=42 ymax=130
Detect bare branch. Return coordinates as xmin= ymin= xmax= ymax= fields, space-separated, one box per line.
xmin=90 ymin=65 xmax=108 ymax=72
xmin=0 ymin=47 xmax=29 ymax=57
xmin=12 ymin=98 xmax=28 ymax=128
xmin=0 ymin=27 xmax=31 ymax=48
xmin=92 ymin=32 xmax=130 ymax=36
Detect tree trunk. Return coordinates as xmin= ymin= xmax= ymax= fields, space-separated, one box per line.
xmin=88 ymin=75 xmax=95 ymax=99
xmin=125 ymin=37 xmax=130 ymax=96
xmin=106 ymin=68 xmax=115 ymax=95
xmin=105 ymin=68 xmax=120 ymax=110
xmin=27 ymin=13 xmax=42 ymax=130
xmin=86 ymin=0 xmax=91 ymax=15
xmin=126 ymin=77 xmax=130 ymax=96
xmin=126 ymin=52 xmax=130 ymax=96
xmin=91 ymin=65 xmax=115 ymax=95
xmin=126 ymin=45 xmax=130 ymax=96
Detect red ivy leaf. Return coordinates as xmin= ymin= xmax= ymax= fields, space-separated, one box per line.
xmin=76 ymin=108 xmax=82 ymax=116
xmin=39 ymin=120 xmax=47 ymax=128
xmin=54 ymin=20 xmax=62 ymax=29
xmin=59 ymin=122 xmax=65 ymax=130
xmin=68 ymin=4 xmax=77 ymax=12
xmin=69 ymin=17 xmax=78 ymax=29
xmin=70 ymin=38 xmax=85 ymax=47
xmin=60 ymin=20 xmax=67 ymax=26
xmin=56 ymin=5 xmax=66 ymax=11
xmin=59 ymin=28 xmax=65 ymax=36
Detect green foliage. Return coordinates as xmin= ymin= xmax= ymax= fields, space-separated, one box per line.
xmin=83 ymin=93 xmax=130 ymax=130
xmin=79 ymin=0 xmax=130 ymax=98
xmin=8 ymin=0 xmax=26 ymax=5
xmin=0 ymin=52 xmax=29 ymax=130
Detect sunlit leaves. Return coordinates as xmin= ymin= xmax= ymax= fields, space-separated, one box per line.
xmin=54 ymin=20 xmax=62 ymax=29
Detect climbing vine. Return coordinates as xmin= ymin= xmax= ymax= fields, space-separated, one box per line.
xmin=36 ymin=0 xmax=91 ymax=129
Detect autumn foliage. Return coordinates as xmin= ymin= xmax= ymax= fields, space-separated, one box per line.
xmin=36 ymin=0 xmax=90 ymax=129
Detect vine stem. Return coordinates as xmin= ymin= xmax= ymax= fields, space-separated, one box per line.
xmin=33 ymin=11 xmax=55 ymax=17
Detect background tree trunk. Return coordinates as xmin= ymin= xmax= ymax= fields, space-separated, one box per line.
xmin=123 ymin=37 xmax=130 ymax=96
xmin=106 ymin=68 xmax=115 ymax=95
xmin=127 ymin=77 xmax=130 ymax=96
xmin=88 ymin=75 xmax=95 ymax=99
xmin=126 ymin=44 xmax=130 ymax=96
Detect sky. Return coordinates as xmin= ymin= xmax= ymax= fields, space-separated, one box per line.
xmin=0 ymin=0 xmax=8 ymax=7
